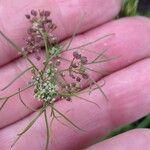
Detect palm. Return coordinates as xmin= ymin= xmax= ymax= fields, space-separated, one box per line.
xmin=0 ymin=0 xmax=150 ymax=150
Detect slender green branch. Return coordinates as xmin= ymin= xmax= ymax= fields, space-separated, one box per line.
xmin=61 ymin=15 xmax=85 ymax=53
xmin=1 ymin=67 xmax=32 ymax=91
xmin=0 ymin=84 xmax=34 ymax=101
xmin=50 ymin=104 xmax=85 ymax=132
xmin=90 ymin=48 xmax=110 ymax=63
xmin=0 ymin=97 xmax=9 ymax=111
xmin=18 ymin=88 xmax=38 ymax=112
xmin=74 ymin=95 xmax=100 ymax=109
xmin=87 ymin=56 xmax=119 ymax=65
xmin=44 ymin=110 xmax=50 ymax=150
xmin=62 ymin=33 xmax=115 ymax=53
xmin=11 ymin=106 xmax=46 ymax=148
xmin=0 ymin=31 xmax=39 ymax=72
xmin=137 ymin=115 xmax=150 ymax=128
xmin=89 ymin=77 xmax=109 ymax=101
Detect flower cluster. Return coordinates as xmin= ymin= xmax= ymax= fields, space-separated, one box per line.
xmin=24 ymin=10 xmax=90 ymax=103
xmin=69 ymin=51 xmax=89 ymax=82
xmin=22 ymin=10 xmax=57 ymax=60
xmin=0 ymin=9 xmax=111 ymax=150
xmin=34 ymin=77 xmax=58 ymax=102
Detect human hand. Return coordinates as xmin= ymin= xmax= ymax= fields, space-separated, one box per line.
xmin=0 ymin=0 xmax=150 ymax=150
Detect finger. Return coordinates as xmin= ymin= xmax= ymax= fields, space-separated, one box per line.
xmin=0 ymin=58 xmax=150 ymax=150
xmin=0 ymin=16 xmax=150 ymax=128
xmin=86 ymin=129 xmax=150 ymax=150
xmin=0 ymin=0 xmax=122 ymax=66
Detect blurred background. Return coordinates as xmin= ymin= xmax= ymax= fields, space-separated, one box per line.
xmin=103 ymin=0 xmax=150 ymax=140
xmin=138 ymin=0 xmax=150 ymax=16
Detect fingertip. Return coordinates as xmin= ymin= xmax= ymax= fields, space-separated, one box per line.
xmin=87 ymin=128 xmax=150 ymax=150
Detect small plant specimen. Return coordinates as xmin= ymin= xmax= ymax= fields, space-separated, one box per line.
xmin=0 ymin=10 xmax=115 ymax=150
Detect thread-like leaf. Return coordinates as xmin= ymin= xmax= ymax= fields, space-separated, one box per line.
xmin=65 ymin=33 xmax=115 ymax=52
xmin=44 ymin=110 xmax=50 ymax=150
xmin=50 ymin=104 xmax=85 ymax=132
xmin=1 ymin=67 xmax=32 ymax=91
xmin=18 ymin=88 xmax=38 ymax=112
xmin=0 ymin=30 xmax=39 ymax=71
xmin=11 ymin=106 xmax=45 ymax=148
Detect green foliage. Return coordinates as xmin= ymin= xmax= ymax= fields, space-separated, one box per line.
xmin=103 ymin=115 xmax=150 ymax=140
xmin=119 ymin=0 xmax=139 ymax=17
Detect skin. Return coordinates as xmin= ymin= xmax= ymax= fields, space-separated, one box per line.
xmin=0 ymin=0 xmax=150 ymax=150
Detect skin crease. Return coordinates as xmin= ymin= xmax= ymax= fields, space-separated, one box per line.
xmin=0 ymin=0 xmax=150 ymax=150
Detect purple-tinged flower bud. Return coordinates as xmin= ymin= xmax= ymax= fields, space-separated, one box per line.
xmin=45 ymin=11 xmax=51 ymax=17
xmin=70 ymin=74 xmax=75 ymax=79
xmin=40 ymin=10 xmax=45 ymax=17
xmin=27 ymin=28 xmax=36 ymax=34
xmin=25 ymin=14 xmax=30 ymax=19
xmin=82 ymin=73 xmax=89 ymax=79
xmin=46 ymin=19 xmax=52 ymax=24
xmin=66 ymin=97 xmax=71 ymax=101
xmin=35 ymin=54 xmax=41 ymax=61
xmin=81 ymin=56 xmax=88 ymax=64
xmin=31 ymin=10 xmax=37 ymax=16
xmin=73 ymin=51 xmax=81 ymax=59
xmin=71 ymin=63 xmax=78 ymax=68
xmin=76 ymin=77 xmax=81 ymax=82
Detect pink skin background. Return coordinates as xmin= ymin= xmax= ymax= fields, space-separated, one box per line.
xmin=0 ymin=0 xmax=150 ymax=150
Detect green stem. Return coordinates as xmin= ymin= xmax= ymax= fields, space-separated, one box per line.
xmin=44 ymin=110 xmax=50 ymax=150
xmin=0 ymin=31 xmax=39 ymax=72
xmin=1 ymin=67 xmax=32 ymax=91
xmin=50 ymin=104 xmax=85 ymax=132
xmin=62 ymin=33 xmax=114 ymax=52
xmin=137 ymin=115 xmax=150 ymax=128
xmin=11 ymin=106 xmax=46 ymax=148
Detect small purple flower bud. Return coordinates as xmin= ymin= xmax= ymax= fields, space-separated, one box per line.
xmin=73 ymin=51 xmax=81 ymax=59
xmin=25 ymin=14 xmax=30 ymax=19
xmin=27 ymin=28 xmax=36 ymax=34
xmin=76 ymin=77 xmax=81 ymax=82
xmin=81 ymin=56 xmax=88 ymax=64
xmin=46 ymin=19 xmax=52 ymax=24
xmin=35 ymin=55 xmax=41 ymax=61
xmin=82 ymin=73 xmax=89 ymax=79
xmin=66 ymin=97 xmax=71 ymax=101
xmin=70 ymin=74 xmax=75 ymax=79
xmin=31 ymin=10 xmax=37 ymax=16
xmin=45 ymin=11 xmax=51 ymax=17
xmin=71 ymin=63 xmax=78 ymax=68
xmin=40 ymin=10 xmax=45 ymax=17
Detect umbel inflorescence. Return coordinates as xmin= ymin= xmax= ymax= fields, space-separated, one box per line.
xmin=23 ymin=10 xmax=93 ymax=103
xmin=0 ymin=9 xmax=113 ymax=150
